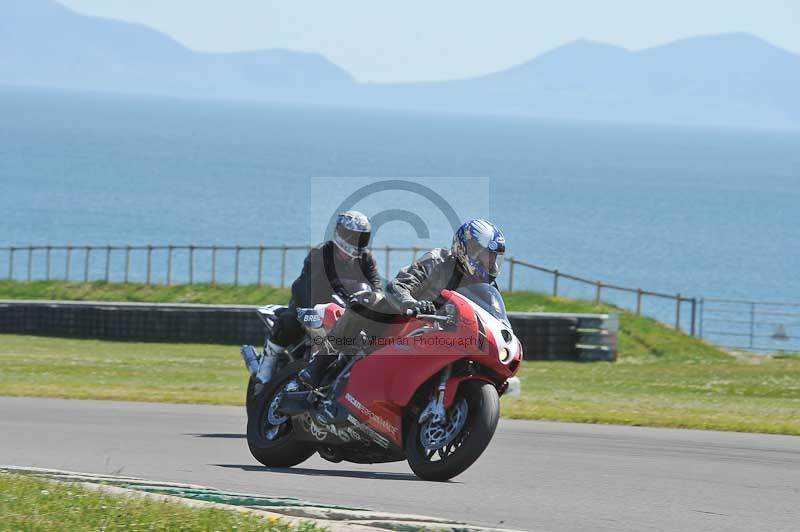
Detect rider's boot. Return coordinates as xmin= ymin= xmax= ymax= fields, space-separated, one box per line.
xmin=255 ymin=340 xmax=284 ymax=384
xmin=298 ymin=348 xmax=335 ymax=389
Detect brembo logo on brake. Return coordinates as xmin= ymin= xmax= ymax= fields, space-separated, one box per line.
xmin=345 ymin=393 xmax=399 ymax=437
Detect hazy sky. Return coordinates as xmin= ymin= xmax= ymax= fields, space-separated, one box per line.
xmin=59 ymin=0 xmax=800 ymax=82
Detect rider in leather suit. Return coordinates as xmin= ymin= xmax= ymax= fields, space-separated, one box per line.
xmin=262 ymin=211 xmax=381 ymax=381
xmin=298 ymin=219 xmax=506 ymax=387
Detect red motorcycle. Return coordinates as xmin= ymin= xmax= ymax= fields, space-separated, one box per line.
xmin=245 ymin=283 xmax=523 ymax=481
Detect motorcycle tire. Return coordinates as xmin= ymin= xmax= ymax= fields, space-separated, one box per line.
xmin=406 ymin=380 xmax=500 ymax=482
xmin=246 ymin=360 xmax=316 ymax=468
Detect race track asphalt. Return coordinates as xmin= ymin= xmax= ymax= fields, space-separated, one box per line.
xmin=1 ymin=396 xmax=798 ymax=531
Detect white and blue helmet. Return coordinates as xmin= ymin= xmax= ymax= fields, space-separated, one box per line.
xmin=334 ymin=210 xmax=371 ymax=257
xmin=452 ymin=219 xmax=506 ymax=283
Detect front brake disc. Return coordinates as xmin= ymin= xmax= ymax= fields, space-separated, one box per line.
xmin=264 ymin=379 xmax=299 ymax=438
xmin=420 ymin=397 xmax=468 ymax=451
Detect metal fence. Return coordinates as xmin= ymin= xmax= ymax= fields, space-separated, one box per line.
xmin=507 ymin=258 xmax=697 ymax=336
xmin=1 ymin=243 xmax=696 ymax=335
xmin=699 ymin=298 xmax=800 ymax=353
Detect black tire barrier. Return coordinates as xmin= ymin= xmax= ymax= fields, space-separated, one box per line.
xmin=0 ymin=301 xmax=617 ymax=362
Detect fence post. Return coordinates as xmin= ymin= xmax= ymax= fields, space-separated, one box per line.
xmin=280 ymin=245 xmax=288 ymax=288
xmin=385 ymin=246 xmax=391 ymax=281
xmin=124 ymin=246 xmax=131 ymax=283
xmin=690 ymin=297 xmax=697 ymax=337
xmin=65 ymin=246 xmax=72 ymax=281
xmin=211 ymin=246 xmax=217 ymax=285
xmin=27 ymin=246 xmax=33 ymax=281
xmin=257 ymin=245 xmax=264 ymax=287
xmin=146 ymin=245 xmax=152 ymax=286
xmin=104 ymin=245 xmax=111 ymax=282
xmin=45 ymin=245 xmax=52 ymax=281
xmin=749 ymin=302 xmax=755 ymax=349
xmin=188 ymin=245 xmax=194 ymax=285
xmin=595 ymin=282 xmax=602 ymax=305
xmin=636 ymin=289 xmax=642 ymax=315
xmin=508 ymin=258 xmax=515 ymax=292
xmin=675 ymin=293 xmax=682 ymax=331
xmin=412 ymin=247 xmax=419 ymax=262
xmin=553 ymin=270 xmax=560 ymax=297
xmin=234 ymin=245 xmax=241 ymax=286
xmin=83 ymin=247 xmax=91 ymax=282
xmin=166 ymin=244 xmax=173 ymax=286
xmin=8 ymin=247 xmax=15 ymax=280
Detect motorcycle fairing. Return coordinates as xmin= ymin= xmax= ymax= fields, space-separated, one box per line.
xmin=287 ymin=395 xmax=406 ymax=458
xmin=337 ymin=289 xmax=512 ymax=448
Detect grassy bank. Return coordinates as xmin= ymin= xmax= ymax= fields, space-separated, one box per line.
xmin=0 ymin=280 xmax=291 ymax=305
xmin=1 ymin=280 xmax=799 ymax=434
xmin=0 ymin=472 xmax=322 ymax=531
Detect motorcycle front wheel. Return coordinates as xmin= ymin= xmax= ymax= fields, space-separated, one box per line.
xmin=406 ymin=380 xmax=500 ymax=481
xmin=246 ymin=360 xmax=316 ymax=468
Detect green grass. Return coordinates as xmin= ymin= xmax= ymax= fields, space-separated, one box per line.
xmin=1 ymin=280 xmax=799 ymax=435
xmin=0 ymin=280 xmax=291 ymax=305
xmin=0 ymin=472 xmax=324 ymax=532
xmin=0 ymin=335 xmax=246 ymax=405
xmin=503 ymin=292 xmax=800 ymax=434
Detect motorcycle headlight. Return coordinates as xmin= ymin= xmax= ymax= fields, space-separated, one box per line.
xmin=499 ymin=347 xmax=511 ymax=363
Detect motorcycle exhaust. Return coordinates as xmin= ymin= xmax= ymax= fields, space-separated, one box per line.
xmin=241 ymin=345 xmax=260 ymax=374
xmin=242 ymin=344 xmax=280 ymax=384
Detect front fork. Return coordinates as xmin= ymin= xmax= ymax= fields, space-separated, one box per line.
xmin=418 ymin=364 xmax=452 ymax=425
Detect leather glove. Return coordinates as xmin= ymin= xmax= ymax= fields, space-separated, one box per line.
xmin=401 ymin=299 xmax=436 ymax=316
xmin=348 ymin=289 xmax=378 ymax=306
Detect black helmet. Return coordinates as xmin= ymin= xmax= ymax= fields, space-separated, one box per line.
xmin=334 ymin=210 xmax=371 ymax=257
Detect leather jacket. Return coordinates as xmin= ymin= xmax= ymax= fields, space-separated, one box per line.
xmin=290 ymin=241 xmax=381 ymax=309
xmin=385 ymin=248 xmax=483 ymax=310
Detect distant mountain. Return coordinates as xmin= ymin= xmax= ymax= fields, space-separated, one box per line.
xmin=2 ymin=0 xmax=799 ymax=128
xmin=361 ymin=34 xmax=800 ymax=128
xmin=0 ymin=0 xmax=355 ymax=101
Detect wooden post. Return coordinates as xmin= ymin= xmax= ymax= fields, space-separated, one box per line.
xmin=146 ymin=245 xmax=152 ymax=286
xmin=211 ymin=246 xmax=217 ymax=285
xmin=749 ymin=302 xmax=755 ymax=349
xmin=166 ymin=244 xmax=173 ymax=286
xmin=690 ymin=298 xmax=697 ymax=337
xmin=234 ymin=245 xmax=241 ymax=286
xmin=257 ymin=245 xmax=264 ymax=287
xmin=595 ymin=282 xmax=602 ymax=305
xmin=46 ymin=245 xmax=52 ymax=281
xmin=385 ymin=246 xmax=391 ymax=281
xmin=124 ymin=246 xmax=131 ymax=283
xmin=83 ymin=247 xmax=91 ymax=282
xmin=188 ymin=246 xmax=194 ymax=285
xmin=65 ymin=246 xmax=72 ymax=281
xmin=675 ymin=293 xmax=682 ymax=331
xmin=636 ymin=289 xmax=643 ymax=315
xmin=552 ymin=270 xmax=559 ymax=297
xmin=104 ymin=245 xmax=111 ymax=282
xmin=508 ymin=258 xmax=515 ymax=292
xmin=27 ymin=246 xmax=33 ymax=281
xmin=8 ymin=247 xmax=15 ymax=280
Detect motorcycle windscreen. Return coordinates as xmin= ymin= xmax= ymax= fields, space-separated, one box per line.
xmin=455 ymin=283 xmax=509 ymax=323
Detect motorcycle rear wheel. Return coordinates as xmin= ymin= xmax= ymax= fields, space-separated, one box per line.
xmin=246 ymin=360 xmax=316 ymax=468
xmin=406 ymin=381 xmax=499 ymax=481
